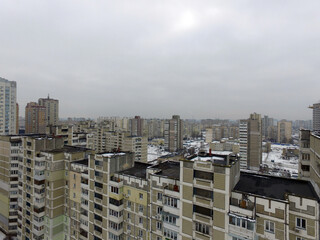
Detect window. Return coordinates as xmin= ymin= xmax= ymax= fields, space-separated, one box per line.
xmin=163 ymin=228 xmax=178 ymax=240
xmin=94 ymin=192 xmax=103 ymax=200
xmin=109 ymin=221 xmax=123 ymax=231
xmin=265 ymin=220 xmax=274 ymax=233
xmin=157 ymin=192 xmax=162 ymax=201
xmin=139 ymin=193 xmax=143 ymax=199
xmin=139 ymin=205 xmax=143 ymax=212
xmin=110 ymin=186 xmax=119 ymax=194
xmin=195 ymin=221 xmax=209 ymax=235
xmin=138 ymin=230 xmax=143 ymax=237
xmin=139 ymin=217 xmax=143 ymax=224
xmin=296 ymin=217 xmax=306 ymax=229
xmin=127 ymin=189 xmax=131 ymax=196
xmin=164 ymin=196 xmax=178 ymax=208
xmin=156 ymin=221 xmax=162 ymax=230
xmin=163 ymin=214 xmax=177 ymax=225
xmin=229 ymin=216 xmax=254 ymax=231
xmin=296 ymin=238 xmax=306 ymax=240
xmin=157 ymin=206 xmax=162 ymax=214
xmin=127 ymin=201 xmax=131 ymax=208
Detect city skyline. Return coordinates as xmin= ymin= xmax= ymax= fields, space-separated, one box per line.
xmin=1 ymin=1 xmax=320 ymax=120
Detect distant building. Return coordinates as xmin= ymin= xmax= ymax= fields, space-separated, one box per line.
xmin=16 ymin=103 xmax=19 ymax=134
xmin=247 ymin=113 xmax=262 ymax=170
xmin=299 ymin=129 xmax=311 ymax=179
xmin=277 ymin=120 xmax=292 ymax=143
xmin=129 ymin=116 xmax=143 ymax=136
xmin=164 ymin=115 xmax=183 ymax=152
xmin=0 ymin=77 xmax=17 ymax=135
xmin=38 ymin=95 xmax=59 ymax=126
xmin=239 ymin=113 xmax=262 ymax=170
xmin=262 ymin=115 xmax=274 ymax=139
xmin=123 ymin=136 xmax=148 ymax=162
xmin=25 ymin=102 xmax=46 ymax=134
xmin=239 ymin=119 xmax=248 ymax=169
xmin=309 ymin=102 xmax=320 ymax=133
xmin=205 ymin=128 xmax=213 ymax=143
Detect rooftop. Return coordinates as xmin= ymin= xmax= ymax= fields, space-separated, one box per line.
xmin=71 ymin=159 xmax=88 ymax=167
xmin=234 ymin=172 xmax=320 ymax=201
xmin=187 ymin=153 xmax=239 ymax=166
xmin=44 ymin=145 xmax=89 ymax=153
xmin=150 ymin=161 xmax=180 ymax=179
xmin=118 ymin=162 xmax=152 ymax=179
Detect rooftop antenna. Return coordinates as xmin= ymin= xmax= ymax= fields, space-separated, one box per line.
xmin=47 ymin=94 xmax=50 ymax=99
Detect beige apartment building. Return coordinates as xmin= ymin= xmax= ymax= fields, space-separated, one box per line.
xmin=0 ymin=136 xmax=22 ymax=237
xmin=123 ymin=136 xmax=148 ymax=162
xmin=277 ymin=120 xmax=292 ymax=143
xmin=164 ymin=115 xmax=183 ymax=152
xmin=239 ymin=113 xmax=262 ymax=170
xmin=25 ymin=102 xmax=46 ymax=134
xmin=38 ymin=96 xmax=59 ymax=126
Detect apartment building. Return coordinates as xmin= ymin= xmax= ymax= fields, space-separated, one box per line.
xmin=0 ymin=135 xmax=22 ymax=237
xmin=277 ymin=120 xmax=292 ymax=144
xmin=239 ymin=113 xmax=262 ymax=171
xmin=123 ymin=136 xmax=148 ymax=162
xmin=130 ymin=116 xmax=144 ymax=137
xmin=164 ymin=115 xmax=183 ymax=152
xmin=87 ymin=152 xmax=135 ymax=240
xmin=239 ymin=120 xmax=248 ymax=169
xmin=309 ymin=102 xmax=320 ymax=133
xmin=0 ymin=78 xmax=17 ymax=135
xmin=299 ymin=129 xmax=311 ymax=179
xmin=16 ymin=134 xmax=93 ymax=240
xmin=38 ymin=96 xmax=59 ymax=126
xmin=25 ymin=102 xmax=46 ymax=134
xmin=230 ymin=172 xmax=319 ymax=240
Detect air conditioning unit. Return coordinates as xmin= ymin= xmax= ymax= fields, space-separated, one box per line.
xmin=295 ymin=228 xmax=300 ymax=233
xmin=155 ymin=214 xmax=161 ymax=220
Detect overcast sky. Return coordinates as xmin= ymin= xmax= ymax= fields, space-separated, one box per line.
xmin=0 ymin=1 xmax=319 ymax=120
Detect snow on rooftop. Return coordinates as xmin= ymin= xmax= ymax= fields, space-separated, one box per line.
xmin=102 ymin=153 xmax=126 ymax=157
xmin=190 ymin=156 xmax=225 ymax=161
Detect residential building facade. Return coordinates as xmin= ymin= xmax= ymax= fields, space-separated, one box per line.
xmin=25 ymin=102 xmax=46 ymax=134
xmin=38 ymin=96 xmax=59 ymax=126
xmin=164 ymin=115 xmax=183 ymax=152
xmin=0 ymin=78 xmax=17 ymax=135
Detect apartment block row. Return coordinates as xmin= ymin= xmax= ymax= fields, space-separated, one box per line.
xmin=1 ymin=132 xmax=319 ymax=240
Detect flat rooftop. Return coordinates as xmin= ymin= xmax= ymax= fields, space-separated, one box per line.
xmin=118 ymin=162 xmax=152 ymax=179
xmin=44 ymin=145 xmax=89 ymax=153
xmin=234 ymin=172 xmax=320 ymax=201
xmin=188 ymin=153 xmax=239 ymax=166
xmin=71 ymin=159 xmax=88 ymax=167
xmin=150 ymin=161 xmax=180 ymax=179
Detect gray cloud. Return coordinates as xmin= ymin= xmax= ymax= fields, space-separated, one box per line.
xmin=0 ymin=0 xmax=319 ymax=120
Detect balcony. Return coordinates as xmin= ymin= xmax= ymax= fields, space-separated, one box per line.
xmin=163 ymin=185 xmax=180 ymax=198
xmin=230 ymin=198 xmax=255 ymax=218
xmin=110 ymin=176 xmax=123 ymax=188
xmin=193 ymin=196 xmax=213 ymax=208
xmin=194 ymin=178 xmax=213 ymax=189
xmin=194 ymin=161 xmax=213 ymax=171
